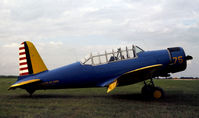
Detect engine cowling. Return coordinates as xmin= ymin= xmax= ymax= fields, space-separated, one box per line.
xmin=167 ymin=47 xmax=192 ymax=73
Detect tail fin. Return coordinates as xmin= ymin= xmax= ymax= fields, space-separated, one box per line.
xmin=19 ymin=41 xmax=48 ymax=76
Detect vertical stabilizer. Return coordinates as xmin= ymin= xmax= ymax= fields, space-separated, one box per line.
xmin=19 ymin=41 xmax=48 ymax=76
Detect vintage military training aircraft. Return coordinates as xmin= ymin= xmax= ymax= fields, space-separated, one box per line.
xmin=9 ymin=41 xmax=192 ymax=99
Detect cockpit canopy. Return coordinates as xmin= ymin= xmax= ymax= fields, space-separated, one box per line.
xmin=81 ymin=45 xmax=144 ymax=65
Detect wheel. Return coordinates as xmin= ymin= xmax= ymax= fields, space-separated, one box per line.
xmin=152 ymin=87 xmax=164 ymax=99
xmin=141 ymin=86 xmax=165 ymax=100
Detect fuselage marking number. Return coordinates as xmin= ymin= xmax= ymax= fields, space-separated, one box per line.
xmin=173 ymin=56 xmax=183 ymax=64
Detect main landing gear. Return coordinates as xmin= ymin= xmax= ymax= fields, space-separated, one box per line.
xmin=141 ymin=79 xmax=164 ymax=100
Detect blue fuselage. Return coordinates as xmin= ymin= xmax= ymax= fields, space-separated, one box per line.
xmin=30 ymin=49 xmax=174 ymax=89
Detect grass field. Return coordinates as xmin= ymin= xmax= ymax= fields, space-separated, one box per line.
xmin=0 ymin=78 xmax=198 ymax=118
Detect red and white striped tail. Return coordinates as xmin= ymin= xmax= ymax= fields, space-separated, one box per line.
xmin=19 ymin=42 xmax=29 ymax=76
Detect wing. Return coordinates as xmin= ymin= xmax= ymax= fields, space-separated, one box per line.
xmin=106 ymin=64 xmax=162 ymax=93
xmin=9 ymin=78 xmax=41 ymax=90
xmin=117 ymin=64 xmax=162 ymax=86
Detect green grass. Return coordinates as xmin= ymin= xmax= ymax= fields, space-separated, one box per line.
xmin=0 ymin=78 xmax=199 ymax=118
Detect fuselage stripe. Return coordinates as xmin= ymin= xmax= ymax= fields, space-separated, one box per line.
xmin=125 ymin=64 xmax=163 ymax=75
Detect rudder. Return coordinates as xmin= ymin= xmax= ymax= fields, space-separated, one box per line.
xmin=19 ymin=41 xmax=48 ymax=76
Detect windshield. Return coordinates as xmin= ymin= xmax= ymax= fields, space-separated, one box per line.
xmin=135 ymin=46 xmax=144 ymax=54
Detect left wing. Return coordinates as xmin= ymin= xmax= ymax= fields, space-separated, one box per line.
xmin=106 ymin=64 xmax=162 ymax=93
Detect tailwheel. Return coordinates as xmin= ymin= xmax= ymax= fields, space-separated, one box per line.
xmin=141 ymin=79 xmax=164 ymax=100
xmin=26 ymin=89 xmax=35 ymax=96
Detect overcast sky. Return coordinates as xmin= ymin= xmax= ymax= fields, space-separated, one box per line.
xmin=0 ymin=0 xmax=198 ymax=77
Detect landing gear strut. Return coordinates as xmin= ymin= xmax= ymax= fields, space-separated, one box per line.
xmin=141 ymin=79 xmax=164 ymax=99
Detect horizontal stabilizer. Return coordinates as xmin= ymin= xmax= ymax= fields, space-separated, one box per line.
xmin=9 ymin=79 xmax=41 ymax=90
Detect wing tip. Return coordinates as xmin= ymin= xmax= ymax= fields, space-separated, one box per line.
xmin=107 ymin=80 xmax=118 ymax=93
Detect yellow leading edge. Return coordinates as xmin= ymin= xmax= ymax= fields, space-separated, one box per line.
xmin=26 ymin=41 xmax=48 ymax=74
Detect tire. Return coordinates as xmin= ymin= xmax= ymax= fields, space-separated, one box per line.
xmin=152 ymin=87 xmax=165 ymax=99
xmin=141 ymin=86 xmax=165 ymax=100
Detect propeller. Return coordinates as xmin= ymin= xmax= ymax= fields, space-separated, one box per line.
xmin=186 ymin=55 xmax=193 ymax=61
